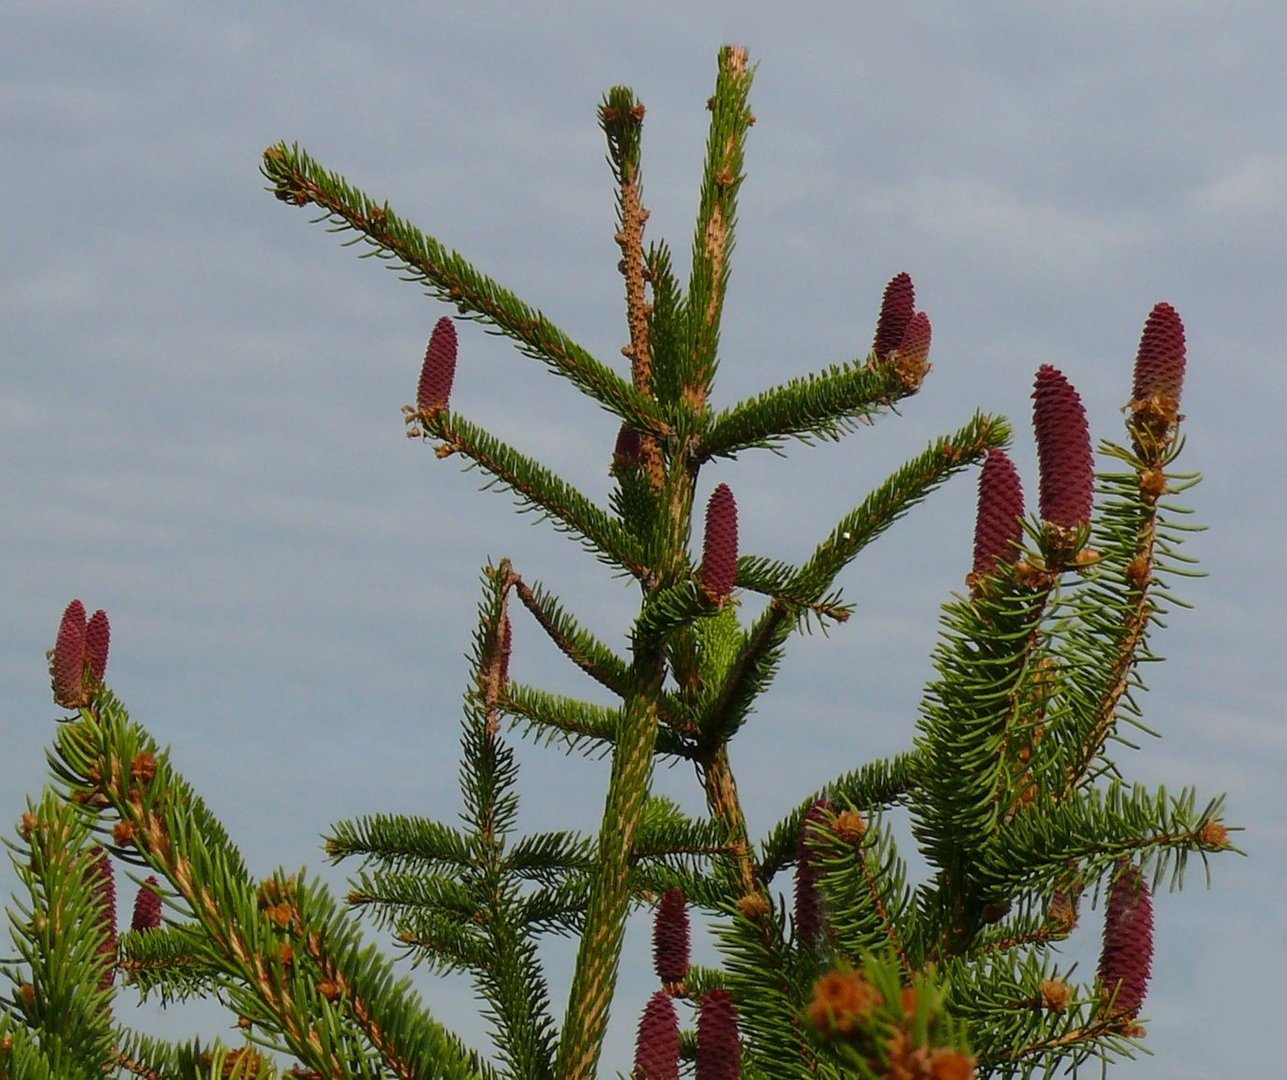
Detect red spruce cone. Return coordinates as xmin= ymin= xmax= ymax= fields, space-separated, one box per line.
xmin=131 ymin=876 xmax=163 ymax=932
xmin=498 ymin=617 xmax=512 ymax=684
xmin=1032 ymin=365 xmax=1094 ymax=530
xmin=700 ymin=484 xmax=738 ymax=603
xmin=613 ymin=423 xmax=644 ymax=472
xmin=653 ymin=887 xmax=690 ymax=984
xmin=633 ymin=991 xmax=681 ymax=1080
xmin=872 ymin=272 xmax=915 ymax=359
xmin=794 ymin=798 xmax=831 ymax=949
xmin=52 ymin=600 xmax=88 ymax=708
xmin=89 ymin=848 xmax=117 ymax=988
xmin=696 ymin=988 xmax=741 ymax=1080
xmin=1098 ymin=865 xmax=1153 ymax=1019
xmin=85 ymin=608 xmax=111 ymax=686
xmin=972 ymin=450 xmax=1026 ymax=579
xmin=1132 ymin=302 xmax=1186 ymax=404
xmin=895 ymin=311 xmax=932 ymax=373
xmin=416 ymin=316 xmax=458 ymax=412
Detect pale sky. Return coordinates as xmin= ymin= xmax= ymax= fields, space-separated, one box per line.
xmin=3 ymin=4 xmax=1285 ymax=1077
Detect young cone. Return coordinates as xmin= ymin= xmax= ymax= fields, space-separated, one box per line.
xmin=696 ymin=989 xmax=741 ymax=1080
xmin=416 ymin=316 xmax=458 ymax=412
xmin=872 ymin=272 xmax=915 ymax=359
xmin=633 ymin=991 xmax=681 ymax=1080
xmin=1098 ymin=865 xmax=1153 ymax=1019
xmin=652 ymin=887 xmax=690 ymax=984
xmin=51 ymin=600 xmax=87 ymax=708
xmin=894 ymin=311 xmax=932 ymax=387
xmin=1032 ymin=365 xmax=1094 ymax=531
xmin=700 ymin=484 xmax=739 ymax=604
xmin=971 ymin=449 xmax=1026 ymax=580
xmin=794 ymin=798 xmax=831 ymax=949
xmin=85 ymin=608 xmax=111 ymax=686
xmin=1132 ymin=302 xmax=1186 ymax=404
xmin=612 ymin=423 xmax=644 ymax=473
xmin=88 ymin=848 xmax=117 ymax=988
xmin=131 ymin=876 xmax=163 ymax=933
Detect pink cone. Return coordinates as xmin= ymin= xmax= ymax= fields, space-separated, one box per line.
xmin=1032 ymin=365 xmax=1094 ymax=530
xmin=972 ymin=450 xmax=1026 ymax=578
xmin=633 ymin=991 xmax=681 ymax=1080
xmin=696 ymin=988 xmax=741 ymax=1080
xmin=131 ymin=876 xmax=163 ymax=932
xmin=872 ymin=272 xmax=915 ymax=359
xmin=85 ymin=609 xmax=111 ymax=685
xmin=700 ymin=484 xmax=738 ymax=603
xmin=52 ymin=600 xmax=88 ymax=708
xmin=1098 ymin=865 xmax=1153 ymax=1019
xmin=1132 ymin=302 xmax=1186 ymax=404
xmin=652 ymin=888 xmax=690 ymax=984
xmin=416 ymin=317 xmax=458 ymax=412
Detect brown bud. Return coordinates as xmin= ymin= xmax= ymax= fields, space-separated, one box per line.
xmin=416 ymin=317 xmax=457 ymax=412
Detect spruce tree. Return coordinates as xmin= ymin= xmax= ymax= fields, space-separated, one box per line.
xmin=1 ymin=47 xmax=1235 ymax=1079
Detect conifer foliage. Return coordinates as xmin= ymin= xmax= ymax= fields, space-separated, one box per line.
xmin=3 ymin=47 xmax=1237 ymax=1079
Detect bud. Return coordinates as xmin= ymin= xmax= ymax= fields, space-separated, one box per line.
xmin=1132 ymin=302 xmax=1186 ymax=404
xmin=131 ymin=876 xmax=163 ymax=932
xmin=794 ymin=798 xmax=831 ymax=949
xmin=699 ymin=484 xmax=738 ymax=604
xmin=1032 ymin=365 xmax=1094 ymax=530
xmin=696 ymin=988 xmax=741 ymax=1080
xmin=85 ymin=608 xmax=111 ymax=686
xmin=88 ymin=848 xmax=117 ymax=988
xmin=1097 ymin=864 xmax=1153 ymax=1019
xmin=416 ymin=317 xmax=458 ymax=412
xmin=52 ymin=600 xmax=88 ymax=708
xmin=872 ymin=272 xmax=915 ymax=359
xmin=633 ymin=991 xmax=680 ymax=1080
xmin=971 ymin=450 xmax=1026 ymax=579
xmin=652 ymin=887 xmax=690 ymax=984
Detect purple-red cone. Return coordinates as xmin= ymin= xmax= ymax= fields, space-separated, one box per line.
xmin=52 ymin=600 xmax=88 ymax=708
xmin=696 ymin=988 xmax=741 ymax=1080
xmin=633 ymin=991 xmax=681 ymax=1080
xmin=872 ymin=272 xmax=915 ymax=359
xmin=89 ymin=848 xmax=117 ymax=988
xmin=1132 ymin=302 xmax=1186 ymax=404
xmin=1032 ymin=365 xmax=1094 ymax=530
xmin=613 ymin=424 xmax=644 ymax=471
xmin=895 ymin=311 xmax=932 ymax=373
xmin=85 ymin=609 xmax=111 ymax=686
xmin=1098 ymin=865 xmax=1153 ymax=1019
xmin=652 ymin=887 xmax=690 ymax=984
xmin=972 ymin=450 xmax=1026 ymax=578
xmin=794 ymin=798 xmax=831 ymax=949
xmin=700 ymin=484 xmax=738 ymax=604
xmin=416 ymin=316 xmax=458 ymax=412
xmin=131 ymin=876 xmax=163 ymax=932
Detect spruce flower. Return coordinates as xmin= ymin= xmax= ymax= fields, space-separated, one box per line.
xmin=872 ymin=272 xmax=915 ymax=359
xmin=52 ymin=600 xmax=88 ymax=708
xmin=85 ymin=608 xmax=111 ymax=686
xmin=652 ymin=887 xmax=690 ymax=984
xmin=89 ymin=848 xmax=116 ymax=988
xmin=1132 ymin=302 xmax=1186 ymax=404
xmin=1032 ymin=365 xmax=1094 ymax=530
xmin=794 ymin=798 xmax=831 ymax=949
xmin=699 ymin=484 xmax=738 ymax=604
xmin=1098 ymin=864 xmax=1153 ymax=1019
xmin=696 ymin=988 xmax=741 ymax=1080
xmin=131 ymin=876 xmax=163 ymax=932
xmin=633 ymin=991 xmax=680 ymax=1080
xmin=416 ymin=316 xmax=458 ymax=412
xmin=894 ymin=311 xmax=932 ymax=388
xmin=971 ymin=449 xmax=1026 ymax=579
